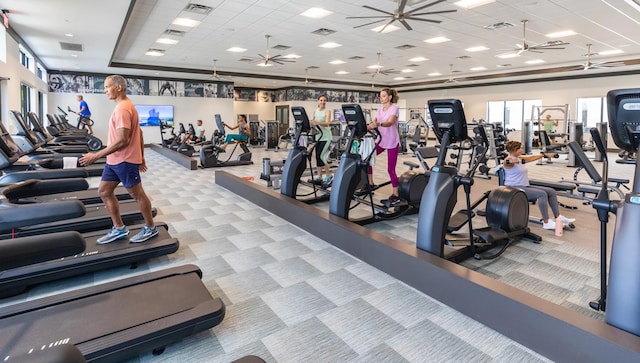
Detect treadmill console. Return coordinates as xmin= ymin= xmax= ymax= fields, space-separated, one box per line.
xmin=607 ymin=88 xmax=640 ymax=152
xmin=290 ymin=107 xmax=311 ymax=133
xmin=341 ymin=104 xmax=368 ymax=139
xmin=428 ymin=99 xmax=468 ymax=144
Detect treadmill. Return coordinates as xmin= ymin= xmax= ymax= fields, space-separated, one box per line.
xmin=0 ymin=222 xmax=179 ymax=298
xmin=0 ymin=198 xmax=156 ymax=239
xmin=3 ymin=179 xmax=132 ymax=205
xmin=9 ymin=110 xmax=88 ymax=155
xmin=0 ymin=264 xmax=225 ymax=363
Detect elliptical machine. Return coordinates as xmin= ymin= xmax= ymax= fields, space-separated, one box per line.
xmin=54 ymin=107 xmax=103 ymax=151
xmin=199 ymin=115 xmax=252 ymax=168
xmin=329 ymin=104 xmax=428 ymax=225
xmin=589 ymin=88 xmax=640 ymax=336
xmin=416 ymin=99 xmax=540 ymax=262
xmin=280 ymin=106 xmax=329 ymax=203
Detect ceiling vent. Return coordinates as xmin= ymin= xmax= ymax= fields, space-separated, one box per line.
xmin=312 ymin=28 xmax=336 ymax=36
xmin=406 ymin=64 xmax=420 ymax=67
xmin=60 ymin=42 xmax=83 ymax=52
xmin=306 ymin=65 xmax=320 ymax=69
xmin=496 ymin=64 xmax=512 ymax=68
xmin=456 ymin=55 xmax=471 ymax=60
xmin=395 ymin=44 xmax=415 ymax=50
xmin=484 ymin=21 xmax=515 ymax=30
xmin=164 ymin=29 xmax=186 ymax=37
xmin=238 ymin=57 xmax=253 ymax=62
xmin=349 ymin=56 xmax=365 ymax=60
xmin=273 ymin=45 xmax=291 ymax=50
xmin=183 ymin=3 xmax=213 ymax=15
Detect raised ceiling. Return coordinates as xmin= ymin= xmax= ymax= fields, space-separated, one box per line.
xmin=5 ymin=0 xmax=640 ymax=90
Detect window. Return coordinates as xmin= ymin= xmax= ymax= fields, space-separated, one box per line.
xmin=19 ymin=46 xmax=34 ymax=73
xmin=20 ymin=82 xmax=32 ymax=116
xmin=576 ymin=97 xmax=606 ymax=129
xmin=36 ymin=63 xmax=46 ymax=81
xmin=487 ymin=99 xmax=541 ymax=130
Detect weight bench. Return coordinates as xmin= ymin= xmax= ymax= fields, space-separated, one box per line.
xmin=538 ymin=130 xmax=566 ymax=164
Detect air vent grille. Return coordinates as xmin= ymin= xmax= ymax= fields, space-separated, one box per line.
xmin=484 ymin=21 xmax=515 ymax=30
xmin=395 ymin=44 xmax=415 ymax=50
xmin=273 ymin=45 xmax=290 ymax=50
xmin=184 ymin=3 xmax=213 ymax=15
xmin=60 ymin=42 xmax=83 ymax=51
xmin=349 ymin=56 xmax=365 ymax=60
xmin=164 ymin=29 xmax=186 ymax=37
xmin=312 ymin=28 xmax=336 ymax=36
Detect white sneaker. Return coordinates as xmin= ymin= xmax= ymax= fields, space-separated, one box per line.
xmin=559 ymin=215 xmax=575 ymax=224
xmin=542 ymin=220 xmax=557 ymax=230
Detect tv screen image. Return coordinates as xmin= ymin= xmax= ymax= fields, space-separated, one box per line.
xmin=135 ymin=105 xmax=174 ymax=127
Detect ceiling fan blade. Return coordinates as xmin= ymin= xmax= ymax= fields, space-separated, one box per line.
xmin=531 ymin=47 xmax=565 ymax=50
xmin=411 ymin=9 xmax=458 ymax=16
xmin=362 ymin=5 xmax=394 ymax=16
xmin=346 ymin=16 xmax=390 ymax=19
xmin=398 ymin=0 xmax=410 ymax=13
xmin=400 ymin=19 xmax=412 ymax=31
xmin=354 ymin=19 xmax=386 ymax=29
xmin=411 ymin=18 xmax=442 ymax=24
xmin=378 ymin=19 xmax=396 ymax=33
xmin=407 ymin=0 xmax=447 ymax=14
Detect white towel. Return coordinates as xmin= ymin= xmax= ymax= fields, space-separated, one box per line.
xmin=359 ymin=137 xmax=376 ymax=166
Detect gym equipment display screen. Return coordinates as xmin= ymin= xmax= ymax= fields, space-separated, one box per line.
xmin=136 ymin=105 xmax=174 ymax=127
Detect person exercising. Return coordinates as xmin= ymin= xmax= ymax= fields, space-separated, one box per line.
xmin=221 ymin=114 xmax=250 ymax=149
xmin=503 ymin=140 xmax=575 ymax=231
xmin=79 ymin=75 xmax=157 ymax=244
xmin=77 ymin=95 xmax=94 ymax=134
xmin=365 ymin=88 xmax=401 ymax=205
xmin=310 ymin=94 xmax=333 ymax=186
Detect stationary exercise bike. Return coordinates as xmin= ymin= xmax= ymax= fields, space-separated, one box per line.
xmin=199 ymin=116 xmax=253 ymax=168
xmin=280 ymin=106 xmax=330 ymax=204
xmin=416 ymin=99 xmax=541 ymax=262
xmin=589 ymin=88 xmax=640 ymax=337
xmin=329 ymin=104 xmax=427 ymax=225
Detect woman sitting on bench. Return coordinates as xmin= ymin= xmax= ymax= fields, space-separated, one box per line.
xmin=503 ymin=140 xmax=576 ymax=231
xmin=222 ymin=114 xmax=251 ymax=149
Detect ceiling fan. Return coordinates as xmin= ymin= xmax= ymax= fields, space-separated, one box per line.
xmin=443 ymin=64 xmax=464 ymax=84
xmin=211 ymin=59 xmax=230 ymax=81
xmin=579 ymin=44 xmax=625 ymax=70
xmin=304 ymin=68 xmax=313 ymax=85
xmin=362 ymin=52 xmax=399 ymax=76
xmin=251 ymin=34 xmax=295 ymax=66
xmin=346 ymin=0 xmax=457 ymax=33
xmin=513 ymin=19 xmax=569 ymax=55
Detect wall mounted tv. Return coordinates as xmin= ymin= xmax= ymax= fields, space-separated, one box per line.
xmin=135 ymin=105 xmax=174 ymax=127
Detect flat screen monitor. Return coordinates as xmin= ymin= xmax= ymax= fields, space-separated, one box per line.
xmin=341 ymin=104 xmax=368 ymax=138
xmin=291 ymin=107 xmax=311 ymax=133
xmin=607 ymin=89 xmax=640 ymax=152
xmin=428 ymin=99 xmax=468 ymax=144
xmin=135 ymin=105 xmax=174 ymax=127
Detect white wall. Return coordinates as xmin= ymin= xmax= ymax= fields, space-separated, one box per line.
xmin=0 ymin=30 xmax=47 ymax=124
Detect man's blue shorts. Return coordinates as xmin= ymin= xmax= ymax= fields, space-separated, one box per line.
xmin=101 ymin=162 xmax=141 ymax=188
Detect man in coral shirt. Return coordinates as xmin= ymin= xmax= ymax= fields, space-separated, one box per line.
xmin=79 ymin=75 xmax=157 ymax=244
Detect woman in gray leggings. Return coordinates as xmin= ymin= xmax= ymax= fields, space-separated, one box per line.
xmin=503 ymin=140 xmax=575 ymax=231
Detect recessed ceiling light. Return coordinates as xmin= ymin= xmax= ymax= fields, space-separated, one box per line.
xmin=257 ymin=62 xmax=273 ymax=67
xmin=470 ymin=66 xmax=487 ymax=71
xmin=329 ymin=60 xmax=346 ymax=64
xmin=394 ymin=77 xmax=406 ymax=80
xmin=156 ymin=38 xmax=179 ymax=45
xmin=65 ymin=33 xmax=74 ymax=37
xmin=301 ymin=8 xmax=332 ymax=18
xmin=409 ymin=57 xmax=429 ymax=62
xmin=428 ymin=72 xmax=442 ymax=76
xmin=454 ymin=0 xmax=496 ymax=9
xmin=227 ymin=47 xmax=247 ymax=52
xmin=546 ymin=30 xmax=576 ymax=38
xmin=465 ymin=46 xmax=489 ymax=52
xmin=71 ymin=54 xmax=78 ymax=58
xmin=402 ymin=69 xmax=416 ymax=73
xmin=283 ymin=54 xmax=301 ymax=59
xmin=496 ymin=52 xmax=520 ymax=59
xmin=319 ymin=42 xmax=342 ymax=48
xmin=599 ymin=49 xmax=624 ymax=55
xmin=335 ymin=70 xmax=349 ymax=74
xmin=372 ymin=24 xmax=400 ymax=33
xmin=367 ymin=64 xmax=382 ymax=69
xmin=172 ymin=18 xmax=201 ymax=27
xmin=425 ymin=37 xmax=450 ymax=44
xmin=525 ymin=59 xmax=545 ymax=64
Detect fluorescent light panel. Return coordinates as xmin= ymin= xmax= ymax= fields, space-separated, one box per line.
xmin=329 ymin=60 xmax=346 ymax=64
xmin=465 ymin=46 xmax=489 ymax=52
xmin=300 ymin=8 xmax=332 ymax=18
xmin=319 ymin=42 xmax=342 ymax=48
xmin=227 ymin=47 xmax=247 ymax=52
xmin=335 ymin=70 xmax=349 ymax=74
xmin=546 ymin=30 xmax=576 ymax=38
xmin=172 ymin=18 xmax=201 ymax=27
xmin=402 ymin=69 xmax=416 ymax=73
xmin=156 ymin=38 xmax=179 ymax=45
xmin=425 ymin=36 xmax=450 ymax=44
xmin=409 ymin=57 xmax=429 ymax=62
xmin=599 ymin=49 xmax=624 ymax=55
xmin=428 ymin=72 xmax=441 ymax=76
xmin=525 ymin=59 xmax=545 ymax=64
xmin=497 ymin=53 xmax=520 ymax=59
xmin=470 ymin=66 xmax=487 ymax=71
xmin=455 ymin=0 xmax=496 ymax=9
xmin=372 ymin=24 xmax=400 ymax=33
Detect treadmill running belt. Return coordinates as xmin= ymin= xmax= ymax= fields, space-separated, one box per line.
xmin=0 ymin=265 xmax=225 ymax=363
xmin=1 ymin=201 xmax=156 ymax=239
